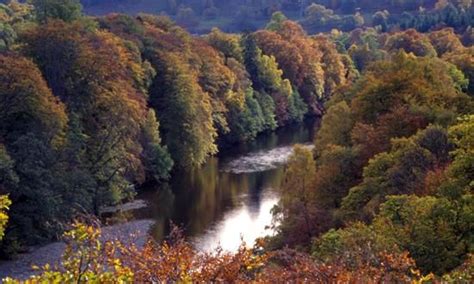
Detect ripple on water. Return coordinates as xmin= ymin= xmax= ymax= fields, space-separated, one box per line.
xmin=222 ymin=143 xmax=315 ymax=174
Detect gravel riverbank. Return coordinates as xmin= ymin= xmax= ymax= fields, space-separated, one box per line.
xmin=0 ymin=219 xmax=154 ymax=280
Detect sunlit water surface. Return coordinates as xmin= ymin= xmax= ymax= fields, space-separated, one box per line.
xmin=129 ymin=119 xmax=317 ymax=252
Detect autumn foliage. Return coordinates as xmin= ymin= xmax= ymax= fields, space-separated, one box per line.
xmin=2 ymin=221 xmax=439 ymax=283
xmin=0 ymin=0 xmax=472 ymax=280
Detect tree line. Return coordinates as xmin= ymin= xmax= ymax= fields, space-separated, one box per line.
xmin=76 ymin=0 xmax=473 ymax=34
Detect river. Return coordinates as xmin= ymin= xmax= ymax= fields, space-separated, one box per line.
xmin=0 ymin=119 xmax=318 ymax=279
xmin=131 ymin=118 xmax=318 ymax=252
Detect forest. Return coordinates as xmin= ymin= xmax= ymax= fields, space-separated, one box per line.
xmin=76 ymin=0 xmax=474 ymax=34
xmin=0 ymin=0 xmax=473 ymax=282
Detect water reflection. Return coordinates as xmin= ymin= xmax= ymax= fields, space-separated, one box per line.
xmin=132 ymin=119 xmax=317 ymax=252
xmin=193 ymin=188 xmax=279 ymax=252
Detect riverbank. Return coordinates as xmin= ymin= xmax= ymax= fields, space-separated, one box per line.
xmin=0 ymin=119 xmax=319 ymax=279
xmin=0 ymin=219 xmax=154 ymax=280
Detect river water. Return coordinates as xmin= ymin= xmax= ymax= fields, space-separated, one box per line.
xmin=131 ymin=119 xmax=318 ymax=252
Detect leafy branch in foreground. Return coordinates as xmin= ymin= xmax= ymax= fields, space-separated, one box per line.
xmin=4 ymin=219 xmax=466 ymax=283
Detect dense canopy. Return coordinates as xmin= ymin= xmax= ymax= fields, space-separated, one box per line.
xmin=0 ymin=0 xmax=472 ymax=281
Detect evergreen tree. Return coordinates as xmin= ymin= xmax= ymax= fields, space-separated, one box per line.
xmin=33 ymin=0 xmax=82 ymax=23
xmin=149 ymin=52 xmax=217 ymax=168
xmin=141 ymin=110 xmax=173 ymax=182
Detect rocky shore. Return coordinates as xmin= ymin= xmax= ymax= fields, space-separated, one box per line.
xmin=0 ymin=219 xmax=154 ymax=280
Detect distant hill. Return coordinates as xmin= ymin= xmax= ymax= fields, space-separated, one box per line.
xmin=81 ymin=0 xmax=445 ymax=34
xmin=3 ymin=0 xmax=470 ymax=34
